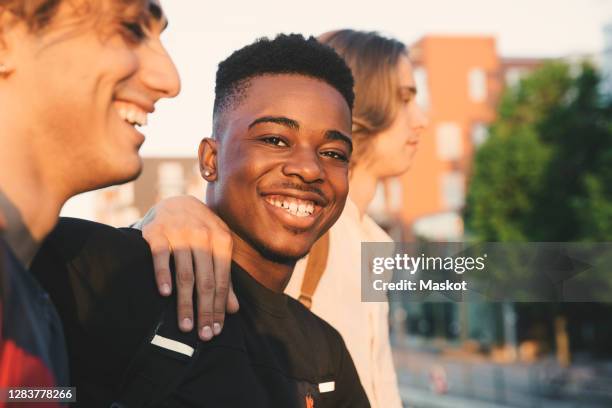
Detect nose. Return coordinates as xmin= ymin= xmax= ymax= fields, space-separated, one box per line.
xmin=412 ymin=102 xmax=429 ymax=133
xmin=282 ymin=146 xmax=324 ymax=184
xmin=139 ymin=39 xmax=181 ymax=99
xmin=407 ymin=102 xmax=428 ymax=142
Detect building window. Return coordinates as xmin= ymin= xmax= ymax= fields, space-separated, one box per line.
xmin=436 ymin=122 xmax=463 ymax=160
xmin=413 ymin=67 xmax=429 ymax=109
xmin=602 ymin=23 xmax=612 ymax=97
xmin=471 ymin=123 xmax=489 ymax=147
xmin=158 ymin=161 xmax=185 ymax=199
xmin=117 ymin=183 xmax=135 ymax=205
xmin=468 ymin=68 xmax=487 ymax=102
xmin=385 ymin=177 xmax=403 ymax=213
xmin=441 ymin=172 xmax=465 ymax=210
xmin=367 ymin=178 xmax=402 ymax=222
xmin=412 ymin=212 xmax=464 ymax=242
xmin=504 ymin=68 xmax=523 ymax=88
xmin=95 ymin=183 xmax=140 ymax=227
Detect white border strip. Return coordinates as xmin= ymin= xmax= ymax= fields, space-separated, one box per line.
xmin=318 ymin=381 xmax=335 ymax=393
xmin=151 ymin=334 xmax=194 ymax=357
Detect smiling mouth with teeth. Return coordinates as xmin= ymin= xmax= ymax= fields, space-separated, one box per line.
xmin=114 ymin=101 xmax=148 ymax=127
xmin=264 ymin=195 xmax=316 ymax=218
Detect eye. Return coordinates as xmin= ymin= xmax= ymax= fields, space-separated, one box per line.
xmin=399 ymin=88 xmax=415 ymax=105
xmin=401 ymin=95 xmax=413 ymax=105
xmin=121 ymin=22 xmax=147 ymax=43
xmin=321 ymin=150 xmax=349 ymax=163
xmin=261 ymin=136 xmax=289 ymax=147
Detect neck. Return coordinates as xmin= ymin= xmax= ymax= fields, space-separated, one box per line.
xmin=230 ymin=233 xmax=295 ymax=293
xmin=0 ymin=144 xmax=66 ymax=266
xmin=348 ymin=163 xmax=380 ymax=218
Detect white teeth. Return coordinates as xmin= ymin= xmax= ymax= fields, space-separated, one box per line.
xmin=264 ymin=196 xmax=315 ymax=218
xmin=115 ymin=102 xmax=148 ymax=127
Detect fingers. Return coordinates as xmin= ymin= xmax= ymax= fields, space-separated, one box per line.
xmin=143 ymin=227 xmax=173 ymax=297
xmin=137 ymin=195 xmax=238 ymax=341
xmin=226 ymin=279 xmax=240 ymax=314
xmin=146 ymin=225 xmax=224 ymax=341
xmin=174 ymin=247 xmax=196 ymax=332
xmin=210 ymin=232 xmax=234 ymax=334
xmin=192 ymin=230 xmax=216 ymax=341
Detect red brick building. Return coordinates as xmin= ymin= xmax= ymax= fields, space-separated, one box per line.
xmin=374 ymin=36 xmax=544 ymax=241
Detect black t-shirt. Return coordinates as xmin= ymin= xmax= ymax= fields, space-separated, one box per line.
xmin=0 ymin=236 xmax=69 ymax=392
xmin=31 ymin=218 xmax=370 ymax=408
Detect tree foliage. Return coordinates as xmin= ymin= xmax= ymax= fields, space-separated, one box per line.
xmin=466 ymin=61 xmax=612 ymax=242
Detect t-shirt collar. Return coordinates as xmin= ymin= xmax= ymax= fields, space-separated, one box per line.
xmin=231 ymin=261 xmax=289 ymax=317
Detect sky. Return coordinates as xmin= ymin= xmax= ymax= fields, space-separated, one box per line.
xmin=138 ymin=0 xmax=612 ymax=158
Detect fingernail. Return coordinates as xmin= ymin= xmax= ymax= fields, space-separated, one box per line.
xmin=161 ymin=284 xmax=171 ymax=296
xmin=181 ymin=318 xmax=193 ymax=330
xmin=213 ymin=322 xmax=222 ymax=335
xmin=201 ymin=326 xmax=213 ymax=341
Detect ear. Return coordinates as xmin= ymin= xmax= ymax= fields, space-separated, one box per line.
xmin=198 ymin=137 xmax=218 ymax=181
xmin=0 ymin=41 xmax=14 ymax=78
xmin=0 ymin=11 xmax=21 ymax=77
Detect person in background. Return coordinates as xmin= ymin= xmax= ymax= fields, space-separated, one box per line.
xmin=0 ymin=0 xmax=181 ymax=389
xmin=139 ymin=29 xmax=428 ymax=407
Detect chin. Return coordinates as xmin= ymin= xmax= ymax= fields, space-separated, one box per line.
xmin=253 ymin=235 xmax=313 ymax=265
xmin=115 ymin=152 xmax=143 ymax=180
xmin=91 ymin=156 xmax=143 ymax=191
xmin=399 ymin=163 xmax=413 ymax=175
xmin=102 ymin=168 xmax=141 ymax=190
xmin=382 ymin=166 xmax=410 ymax=179
xmin=258 ymin=245 xmax=304 ymax=265
xmin=113 ymin=168 xmax=142 ymax=186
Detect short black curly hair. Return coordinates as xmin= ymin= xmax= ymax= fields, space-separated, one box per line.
xmin=213 ymin=33 xmax=355 ymax=132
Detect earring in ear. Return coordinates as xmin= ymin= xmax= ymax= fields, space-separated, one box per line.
xmin=204 ymin=170 xmax=211 ymax=177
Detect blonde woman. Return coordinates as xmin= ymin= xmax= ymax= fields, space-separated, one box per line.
xmin=139 ymin=30 xmax=427 ymax=407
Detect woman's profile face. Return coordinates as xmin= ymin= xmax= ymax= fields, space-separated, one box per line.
xmin=369 ymin=55 xmax=428 ymax=179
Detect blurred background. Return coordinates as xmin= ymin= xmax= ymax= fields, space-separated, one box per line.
xmin=62 ymin=1 xmax=612 ymax=406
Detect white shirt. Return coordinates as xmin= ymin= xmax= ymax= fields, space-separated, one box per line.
xmin=285 ymin=198 xmax=402 ymax=408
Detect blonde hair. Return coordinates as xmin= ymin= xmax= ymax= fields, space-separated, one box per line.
xmin=318 ymin=29 xmax=408 ymax=167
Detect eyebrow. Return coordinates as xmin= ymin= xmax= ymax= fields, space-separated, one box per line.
xmin=248 ymin=116 xmax=299 ymax=130
xmin=149 ymin=2 xmax=169 ymax=31
xmin=248 ymin=116 xmax=353 ymax=152
xmin=325 ymin=130 xmax=353 ymax=154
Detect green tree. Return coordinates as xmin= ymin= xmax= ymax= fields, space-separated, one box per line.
xmin=465 ymin=61 xmax=612 ymax=242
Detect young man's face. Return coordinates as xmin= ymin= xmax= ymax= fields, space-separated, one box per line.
xmin=2 ymin=0 xmax=180 ymax=195
xmin=205 ymin=74 xmax=352 ymax=262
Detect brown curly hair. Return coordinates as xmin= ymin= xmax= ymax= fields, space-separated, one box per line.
xmin=0 ymin=0 xmax=150 ymax=35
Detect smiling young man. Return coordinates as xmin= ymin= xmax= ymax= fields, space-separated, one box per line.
xmin=0 ymin=0 xmax=179 ymax=390
xmin=31 ymin=34 xmax=370 ymax=407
